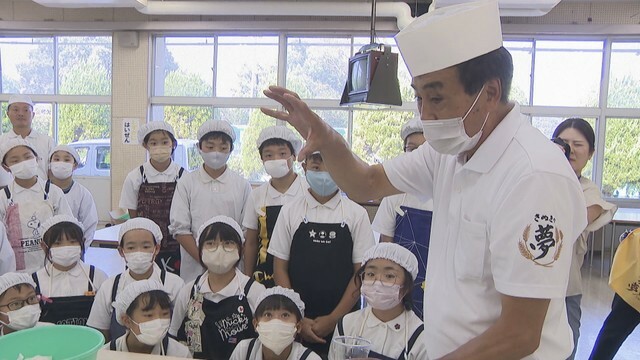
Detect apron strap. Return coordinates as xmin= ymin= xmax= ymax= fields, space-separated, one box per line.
xmin=88 ymin=265 xmax=96 ymax=291
xmin=160 ymin=268 xmax=167 ymax=284
xmin=300 ymin=348 xmax=314 ymax=360
xmin=3 ymin=186 xmax=9 ymax=199
xmin=336 ymin=316 xmax=345 ymax=337
xmin=111 ymin=274 xmax=122 ymax=302
xmin=139 ymin=165 xmax=147 ymax=184
xmin=245 ymin=338 xmax=258 ymax=360
xmin=162 ymin=335 xmax=169 ymax=355
xmin=177 ymin=167 xmax=185 ymax=180
xmin=44 ymin=180 xmax=51 ymax=201
xmin=109 ymin=338 xmax=117 ymax=351
xmin=190 ymin=274 xmax=204 ymax=298
xmin=243 ymin=278 xmax=254 ymax=296
xmin=398 ymin=324 xmax=424 ymax=360
xmin=32 ymin=273 xmax=41 ymax=295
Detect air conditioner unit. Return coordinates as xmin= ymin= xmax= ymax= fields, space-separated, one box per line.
xmin=32 ymin=0 xmax=146 ymax=8
xmin=433 ymin=0 xmax=562 ymax=17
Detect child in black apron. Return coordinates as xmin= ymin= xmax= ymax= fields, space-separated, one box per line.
xmin=171 ymin=215 xmax=266 ymax=360
xmin=119 ymin=121 xmax=185 ymax=276
xmin=230 ymin=286 xmax=322 ymax=360
xmin=330 ymin=243 xmax=427 ymax=360
xmin=32 ymin=215 xmax=107 ymax=326
xmin=106 ymin=279 xmax=191 ymax=357
xmin=0 ymin=272 xmax=44 ymax=336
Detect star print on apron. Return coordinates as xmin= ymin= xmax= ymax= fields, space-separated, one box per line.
xmin=3 ymin=181 xmax=54 ymax=273
xmin=136 ymin=165 xmax=184 ymax=276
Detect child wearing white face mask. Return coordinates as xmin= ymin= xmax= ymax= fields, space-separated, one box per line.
xmin=330 ymin=243 xmax=427 ymax=360
xmin=0 ymin=272 xmax=52 ymax=336
xmin=170 ymin=215 xmax=266 ymax=360
xmin=32 ymin=215 xmax=107 ymax=326
xmin=48 ymin=145 xmax=98 ymax=248
xmin=87 ymin=218 xmax=184 ymax=343
xmin=230 ymin=286 xmax=322 ymax=360
xmin=0 ymin=139 xmax=73 ymax=274
xmin=120 ymin=122 xmax=185 ymax=276
xmin=169 ymin=119 xmax=251 ymax=284
xmin=105 ymin=279 xmax=192 ymax=357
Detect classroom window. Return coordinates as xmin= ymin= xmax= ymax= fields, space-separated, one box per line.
xmin=352 ymin=110 xmax=416 ymax=164
xmin=608 ymin=42 xmax=640 ymax=109
xmin=154 ymin=37 xmax=215 ymax=97
xmin=504 ymin=40 xmax=533 ymax=105
xmin=58 ymin=36 xmax=112 ymax=96
xmin=602 ymin=118 xmax=640 ymax=199
xmin=96 ymin=146 xmax=111 ymax=170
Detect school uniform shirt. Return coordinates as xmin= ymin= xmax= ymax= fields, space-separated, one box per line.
xmin=103 ymin=332 xmax=193 ymax=357
xmin=0 ymin=129 xmax=55 ymax=180
xmin=242 ymin=175 xmax=308 ymax=230
xmin=330 ymin=307 xmax=427 ymax=360
xmin=169 ymin=268 xmax=266 ymax=336
xmin=87 ymin=264 xmax=184 ymax=331
xmin=382 ymin=103 xmax=587 ymax=359
xmin=34 ymin=261 xmax=108 ymax=297
xmin=267 ymin=190 xmax=375 ymax=263
xmin=169 ymin=165 xmax=252 ymax=282
xmin=372 ymin=193 xmax=433 ymax=238
xmin=0 ymin=222 xmax=16 ymax=275
xmin=119 ymin=161 xmax=184 ymax=211
xmin=230 ymin=339 xmax=322 ymax=360
xmin=64 ymin=182 xmax=98 ymax=247
xmin=566 ymin=177 xmax=616 ymax=297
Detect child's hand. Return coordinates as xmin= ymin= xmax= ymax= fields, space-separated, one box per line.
xmin=300 ymin=317 xmax=326 ymax=344
xmin=311 ymin=315 xmax=337 ymax=338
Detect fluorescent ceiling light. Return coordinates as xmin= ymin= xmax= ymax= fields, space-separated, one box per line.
xmin=433 ymin=0 xmax=562 ymax=17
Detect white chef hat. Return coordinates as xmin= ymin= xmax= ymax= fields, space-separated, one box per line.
xmin=8 ymin=94 xmax=34 ymax=108
xmin=361 ymin=243 xmax=419 ymax=281
xmin=256 ymin=286 xmax=305 ymax=319
xmin=197 ymin=120 xmax=236 ymax=143
xmin=118 ymin=218 xmax=163 ymax=245
xmin=395 ymin=0 xmax=502 ymax=77
xmin=49 ymin=145 xmax=81 ymax=164
xmin=400 ymin=118 xmax=424 ymax=142
xmin=0 ymin=138 xmax=38 ymax=165
xmin=256 ymin=126 xmax=303 ymax=155
xmin=0 ymin=273 xmax=36 ymax=297
xmin=196 ymin=215 xmax=244 ymax=246
xmin=113 ymin=279 xmax=166 ymax=325
xmin=137 ymin=121 xmax=176 ymax=145
xmin=40 ymin=214 xmax=84 ymax=239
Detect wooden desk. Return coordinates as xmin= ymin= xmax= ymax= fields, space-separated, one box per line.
xmin=91 ymin=223 xmax=123 ymax=248
xmin=602 ymin=208 xmax=640 ymax=276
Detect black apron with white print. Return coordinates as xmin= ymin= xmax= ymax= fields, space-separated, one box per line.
xmin=253 ymin=205 xmax=282 ymax=288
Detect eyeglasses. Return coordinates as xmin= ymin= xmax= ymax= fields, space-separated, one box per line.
xmin=204 ymin=240 xmax=238 ymax=253
xmin=0 ymin=295 xmax=39 ymax=311
xmin=360 ymin=271 xmax=399 ymax=287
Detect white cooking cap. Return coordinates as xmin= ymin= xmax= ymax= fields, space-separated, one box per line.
xmin=361 ymin=243 xmax=419 ymax=281
xmin=138 ymin=121 xmax=176 ymax=145
xmin=197 ymin=120 xmax=236 ymax=143
xmin=0 ymin=272 xmax=36 ymax=297
xmin=40 ymin=214 xmax=83 ymax=239
xmin=8 ymin=94 xmax=34 ymax=108
xmin=400 ymin=118 xmax=423 ymax=142
xmin=0 ymin=138 xmax=37 ymax=165
xmin=395 ymin=0 xmax=502 ymax=77
xmin=113 ymin=279 xmax=166 ymax=325
xmin=118 ymin=218 xmax=163 ymax=245
xmin=49 ymin=145 xmax=81 ymax=164
xmin=196 ymin=215 xmax=244 ymax=245
xmin=255 ymin=286 xmax=305 ymax=318
xmin=256 ymin=126 xmax=303 ymax=155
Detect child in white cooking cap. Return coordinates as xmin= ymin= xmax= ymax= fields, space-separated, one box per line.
xmin=243 ymin=125 xmax=307 ymax=288
xmin=230 ymin=286 xmax=321 ymax=360
xmin=87 ymin=218 xmax=184 ymax=343
xmin=120 ymin=121 xmax=186 ymax=276
xmin=48 ymin=145 xmax=98 ymax=248
xmin=330 ymin=243 xmax=427 ymax=360
xmin=32 ymin=215 xmax=108 ymax=326
xmin=169 ymin=119 xmax=251 ymax=283
xmin=0 ymin=272 xmax=51 ymax=336
xmin=105 ymin=279 xmax=191 ymax=357
xmin=170 ymin=215 xmax=265 ymax=360
xmin=0 ymin=138 xmax=72 ymax=274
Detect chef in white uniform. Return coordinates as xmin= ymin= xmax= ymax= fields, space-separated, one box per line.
xmin=260 ymin=1 xmax=588 ymax=359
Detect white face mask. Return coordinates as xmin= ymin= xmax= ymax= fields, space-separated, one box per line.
xmin=264 ymin=158 xmax=292 ymax=179
xmin=360 ymin=280 xmax=403 ymax=311
xmin=0 ymin=304 xmax=41 ymax=330
xmin=50 ymin=161 xmax=74 ymax=179
xmin=124 ymin=251 xmax=155 ymax=275
xmin=256 ymin=319 xmax=297 ymax=355
xmin=9 ymin=158 xmax=39 ymax=180
xmin=149 ymin=146 xmax=172 ymax=163
xmin=201 ymin=246 xmax=239 ymax=274
xmin=131 ymin=318 xmax=170 ymax=346
xmin=200 ymin=150 xmax=230 ymax=170
xmin=50 ymin=245 xmax=81 ymax=267
xmin=422 ymin=86 xmax=489 ymax=155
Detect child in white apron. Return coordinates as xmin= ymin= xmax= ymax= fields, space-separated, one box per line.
xmin=0 ymin=138 xmax=72 ymax=274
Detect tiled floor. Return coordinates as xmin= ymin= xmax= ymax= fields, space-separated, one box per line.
xmin=577 ymin=256 xmax=640 ymax=360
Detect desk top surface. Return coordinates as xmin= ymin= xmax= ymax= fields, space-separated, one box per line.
xmin=613 ymin=207 xmax=640 ymax=223
xmin=98 ymin=349 xmax=185 ymax=360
